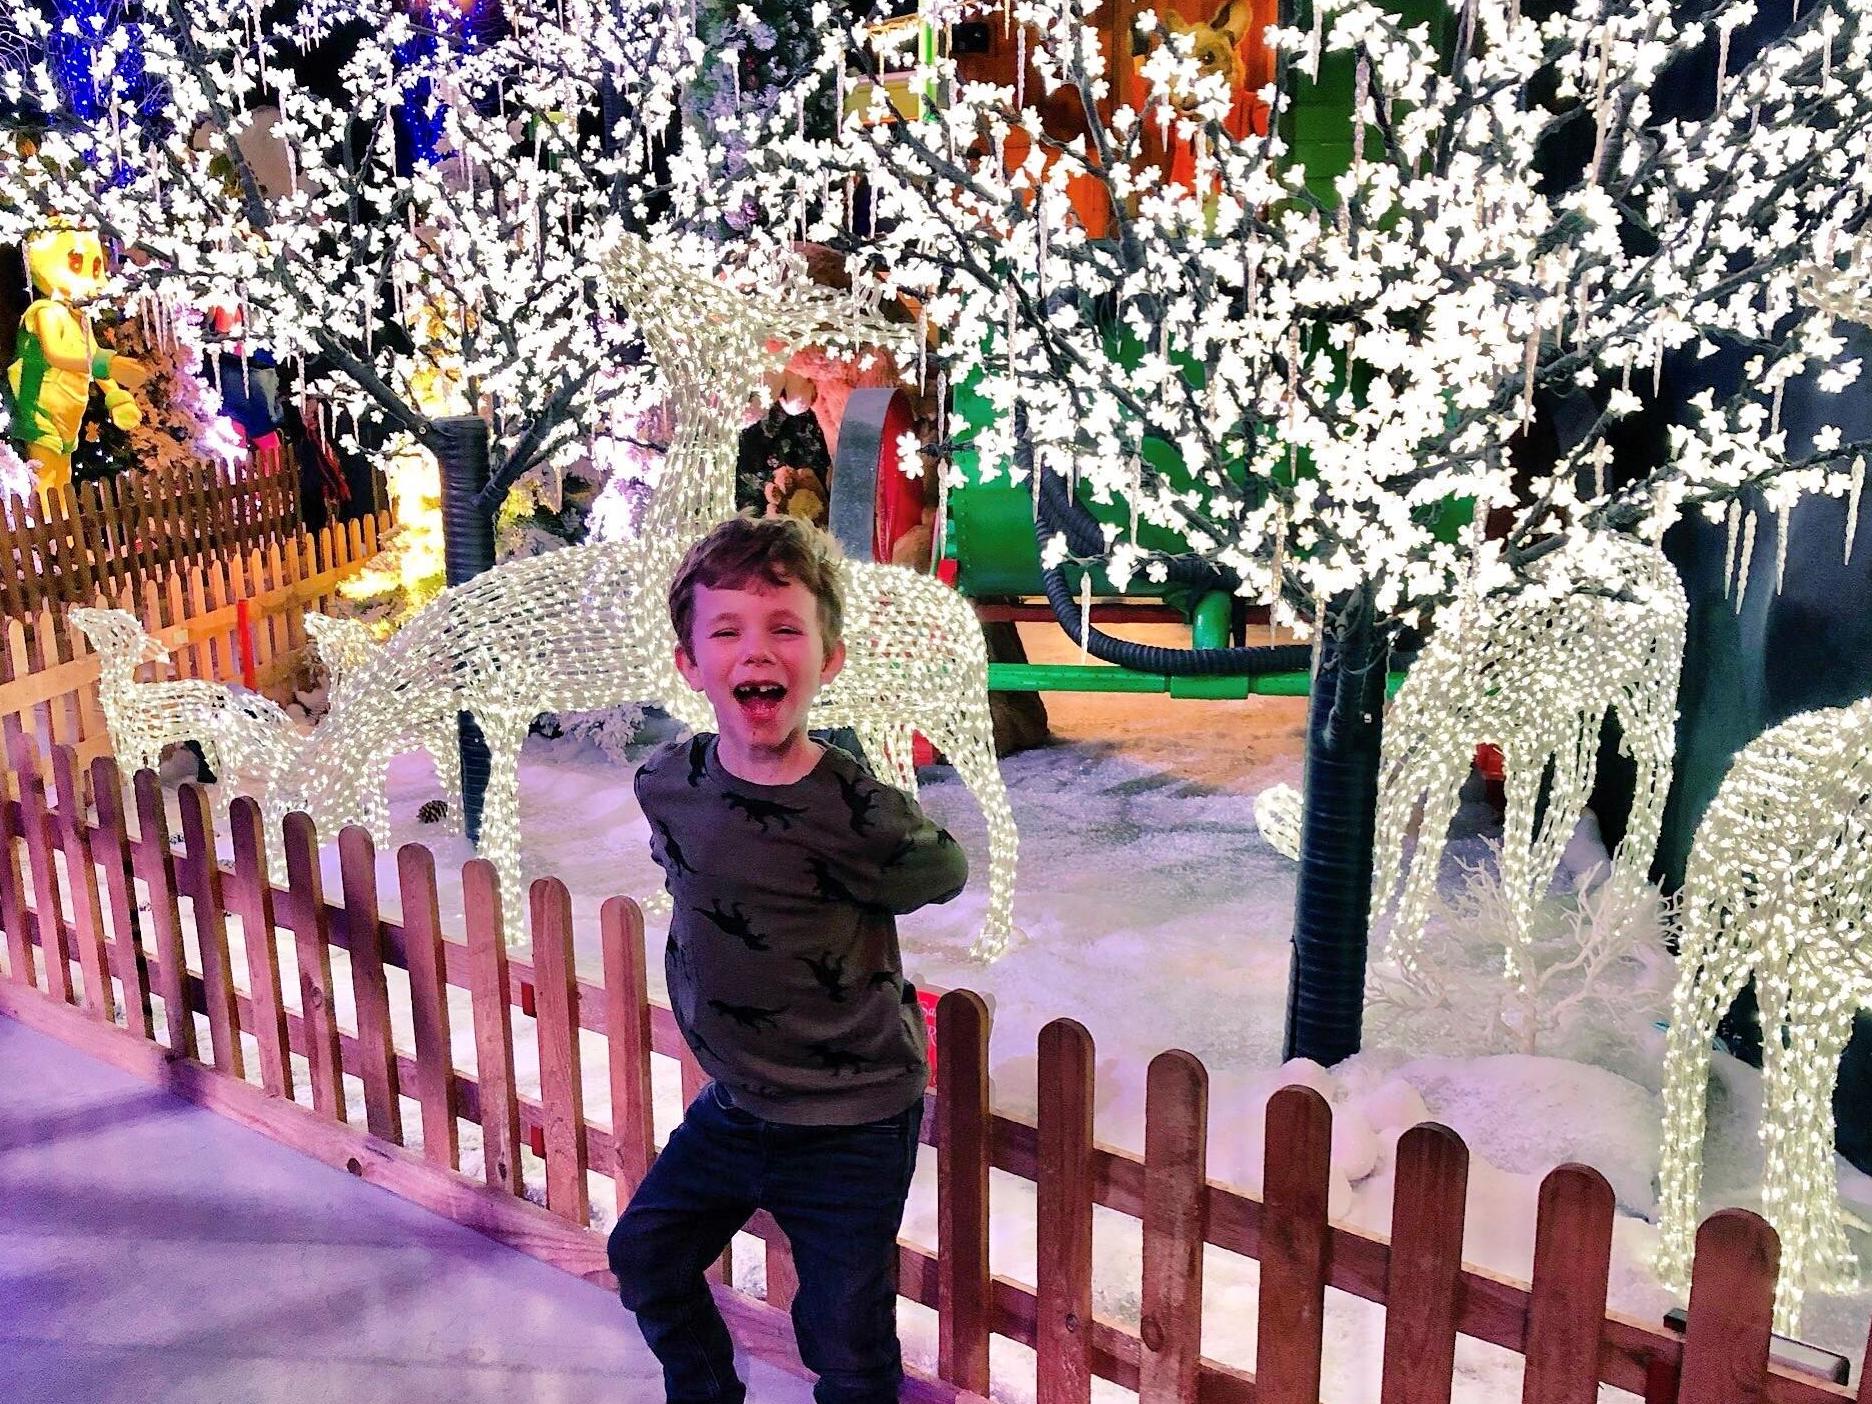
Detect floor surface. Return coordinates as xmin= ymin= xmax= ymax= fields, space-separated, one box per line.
xmin=0 ymin=1016 xmax=816 ymax=1404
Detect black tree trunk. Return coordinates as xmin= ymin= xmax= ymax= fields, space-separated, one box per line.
xmin=1283 ymin=596 xmax=1389 ymax=1065
xmin=434 ymin=415 xmax=495 ymax=844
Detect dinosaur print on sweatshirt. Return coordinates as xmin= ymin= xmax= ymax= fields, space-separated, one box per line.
xmin=655 ymin=819 xmax=697 ymax=876
xmin=723 ymin=790 xmax=808 ymax=832
xmin=695 ymin=899 xmax=771 ymax=951
xmin=795 ymin=950 xmax=851 ymax=1003
xmin=833 ymin=768 xmax=880 ymax=835
xmin=708 ymin=999 xmax=786 ymax=1032
xmin=634 ymin=735 xmax=968 ymax=1124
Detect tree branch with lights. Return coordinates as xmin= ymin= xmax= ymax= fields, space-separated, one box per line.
xmin=721 ymin=0 xmax=1872 ymax=1059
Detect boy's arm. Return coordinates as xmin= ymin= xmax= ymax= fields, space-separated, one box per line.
xmin=853 ymin=782 xmax=969 ymax=915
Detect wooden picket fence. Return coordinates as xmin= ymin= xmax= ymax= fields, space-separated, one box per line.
xmin=0 ymin=743 xmax=1865 ymax=1404
xmin=0 ymin=510 xmax=389 ymax=803
xmin=0 ymin=445 xmax=306 ymax=617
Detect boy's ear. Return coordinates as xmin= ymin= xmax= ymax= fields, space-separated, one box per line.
xmin=673 ymin=641 xmax=705 ymax=691
xmin=819 ymin=637 xmax=847 ymax=687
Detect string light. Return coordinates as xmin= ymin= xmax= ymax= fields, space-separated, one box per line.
xmin=68 ymin=607 xmax=294 ymax=783
xmin=1656 ymin=696 xmax=1872 ymax=1333
xmin=1373 ymin=535 xmax=1686 ymax=991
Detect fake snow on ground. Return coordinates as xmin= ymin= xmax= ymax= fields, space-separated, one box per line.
xmin=132 ymin=636 xmax=1869 ymax=1403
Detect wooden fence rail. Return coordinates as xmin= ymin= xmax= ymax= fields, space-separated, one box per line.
xmin=0 ymin=510 xmax=388 ymax=802
xmin=0 ymin=744 xmax=1866 ymax=1404
xmin=1 ymin=445 xmax=307 ymax=617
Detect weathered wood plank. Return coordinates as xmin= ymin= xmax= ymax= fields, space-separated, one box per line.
xmin=49 ymin=745 xmax=113 ymax=1021
xmin=1138 ymin=1049 xmax=1206 ymax=1404
xmin=283 ymin=809 xmax=345 ymax=1122
xmin=1380 ymin=1123 xmax=1469 ymax=1404
xmin=464 ymin=857 xmax=523 ymax=1196
xmin=89 ymin=756 xmax=150 ymax=1038
xmin=1255 ymin=1084 xmax=1334 ymax=1404
xmin=1522 ymin=1164 xmax=1614 ymax=1404
xmin=0 ymin=742 xmax=36 ymax=989
xmin=1678 ymin=1209 xmax=1777 ymax=1404
xmin=1036 ymin=1017 xmax=1095 ymax=1404
xmin=937 ymin=989 xmax=993 ymax=1395
xmin=13 ymin=731 xmax=73 ymax=1003
xmin=178 ymin=782 xmax=243 ymax=1077
xmin=228 ymin=796 xmax=291 ymax=1098
xmin=601 ymin=894 xmax=652 ymax=1216
xmin=132 ymin=768 xmax=195 ymax=1058
xmin=530 ymin=876 xmax=588 ymax=1224
xmin=399 ymin=843 xmax=458 ymax=1171
xmin=339 ymin=826 xmax=401 ymax=1143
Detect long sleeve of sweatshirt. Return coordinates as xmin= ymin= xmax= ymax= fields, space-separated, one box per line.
xmin=633 ymin=734 xmax=969 ymax=1125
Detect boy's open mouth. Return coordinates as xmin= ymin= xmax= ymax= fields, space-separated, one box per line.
xmin=732 ymin=681 xmax=787 ymax=720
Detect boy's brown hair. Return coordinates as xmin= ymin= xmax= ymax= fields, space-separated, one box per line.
xmin=668 ymin=514 xmax=846 ymax=657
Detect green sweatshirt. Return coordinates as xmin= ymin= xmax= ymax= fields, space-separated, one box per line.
xmin=635 ymin=734 xmax=969 ymax=1125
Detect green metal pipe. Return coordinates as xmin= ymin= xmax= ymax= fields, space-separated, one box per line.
xmin=985 ymin=661 xmax=1405 ymax=698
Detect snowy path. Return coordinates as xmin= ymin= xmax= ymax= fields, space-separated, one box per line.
xmin=0 ymin=1016 xmax=815 ymax=1404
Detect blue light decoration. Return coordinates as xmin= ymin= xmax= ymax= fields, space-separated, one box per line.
xmin=394 ymin=0 xmax=504 ymax=172
xmin=40 ymin=0 xmax=155 ymax=134
xmin=47 ymin=0 xmax=113 ymax=119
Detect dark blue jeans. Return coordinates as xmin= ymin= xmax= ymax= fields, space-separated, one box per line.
xmin=608 ymin=1082 xmax=923 ymax=1404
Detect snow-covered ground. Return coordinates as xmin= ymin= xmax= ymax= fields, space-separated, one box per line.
xmin=103 ymin=623 xmax=1870 ymax=1401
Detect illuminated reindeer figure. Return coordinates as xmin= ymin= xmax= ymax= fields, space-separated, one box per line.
xmin=70 ymin=606 xmax=292 ymax=780
xmin=607 ymin=236 xmax=1020 ymax=959
xmin=1656 ymin=696 xmax=1872 ymax=1332
xmin=1372 ymin=534 xmax=1686 ymax=989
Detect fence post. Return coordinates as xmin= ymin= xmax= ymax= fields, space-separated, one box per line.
xmin=89 ymin=756 xmax=151 ymax=1039
xmin=339 ymin=826 xmax=402 ymax=1143
xmin=132 ymin=769 xmax=196 ymax=1059
xmin=398 ymin=843 xmax=458 ymax=1171
xmin=1256 ymin=1085 xmax=1332 ymax=1404
xmin=0 ymin=748 xmax=37 ymax=990
xmin=1035 ymin=1017 xmax=1095 ymax=1404
xmin=601 ymin=894 xmax=652 ymax=1216
xmin=937 ymin=989 xmax=993 ymax=1395
xmin=531 ymin=876 xmax=589 ymax=1225
xmin=50 ymin=745 xmax=113 ymax=1022
xmin=1677 ymin=1209 xmax=1777 ymax=1404
xmin=1139 ymin=1049 xmax=1207 ymax=1404
xmin=1380 ymin=1123 xmax=1469 ymax=1404
xmin=1522 ymin=1165 xmax=1614 ymax=1404
xmin=178 ymin=782 xmax=243 ymax=1078
xmin=464 ymin=857 xmax=523 ymax=1195
xmin=13 ymin=732 xmax=73 ymax=1004
xmin=283 ymin=810 xmax=346 ymax=1122
xmin=229 ymin=796 xmax=292 ymax=1099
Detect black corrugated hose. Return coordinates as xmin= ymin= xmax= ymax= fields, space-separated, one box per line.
xmin=1026 ymin=444 xmax=1314 ymax=676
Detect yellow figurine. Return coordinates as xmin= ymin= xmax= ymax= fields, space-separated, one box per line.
xmin=6 ymin=227 xmax=150 ymax=496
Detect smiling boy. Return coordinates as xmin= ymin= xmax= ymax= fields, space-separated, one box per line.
xmin=610 ymin=515 xmax=968 ymax=1404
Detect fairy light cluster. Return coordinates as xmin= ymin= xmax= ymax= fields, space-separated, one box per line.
xmin=1656 ymin=697 xmax=1872 ymax=1333
xmin=599 ymin=232 xmax=1020 ymax=960
xmin=1372 ymin=535 xmax=1686 ymax=990
xmin=188 ymin=235 xmax=1018 ymax=959
xmin=70 ymin=606 xmax=295 ymax=781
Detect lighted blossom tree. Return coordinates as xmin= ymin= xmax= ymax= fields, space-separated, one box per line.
xmin=0 ymin=0 xmax=779 ymax=832
xmin=727 ymin=0 xmax=1872 ymax=1061
xmin=0 ymin=0 xmax=730 ymax=589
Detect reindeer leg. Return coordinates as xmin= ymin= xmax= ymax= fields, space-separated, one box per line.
xmin=923 ymin=704 xmax=1019 ymax=962
xmin=1763 ymin=980 xmax=1860 ymax=1331
xmin=473 ymin=715 xmax=531 ymax=935
xmin=855 ymin=722 xmax=918 ymax=795
xmin=1655 ymin=900 xmax=1759 ymax=1292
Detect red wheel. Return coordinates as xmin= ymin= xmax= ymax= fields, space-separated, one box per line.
xmin=830 ymin=386 xmax=924 ymax=565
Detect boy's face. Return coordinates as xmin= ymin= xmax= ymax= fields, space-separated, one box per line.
xmin=675 ymin=574 xmax=845 ymax=757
